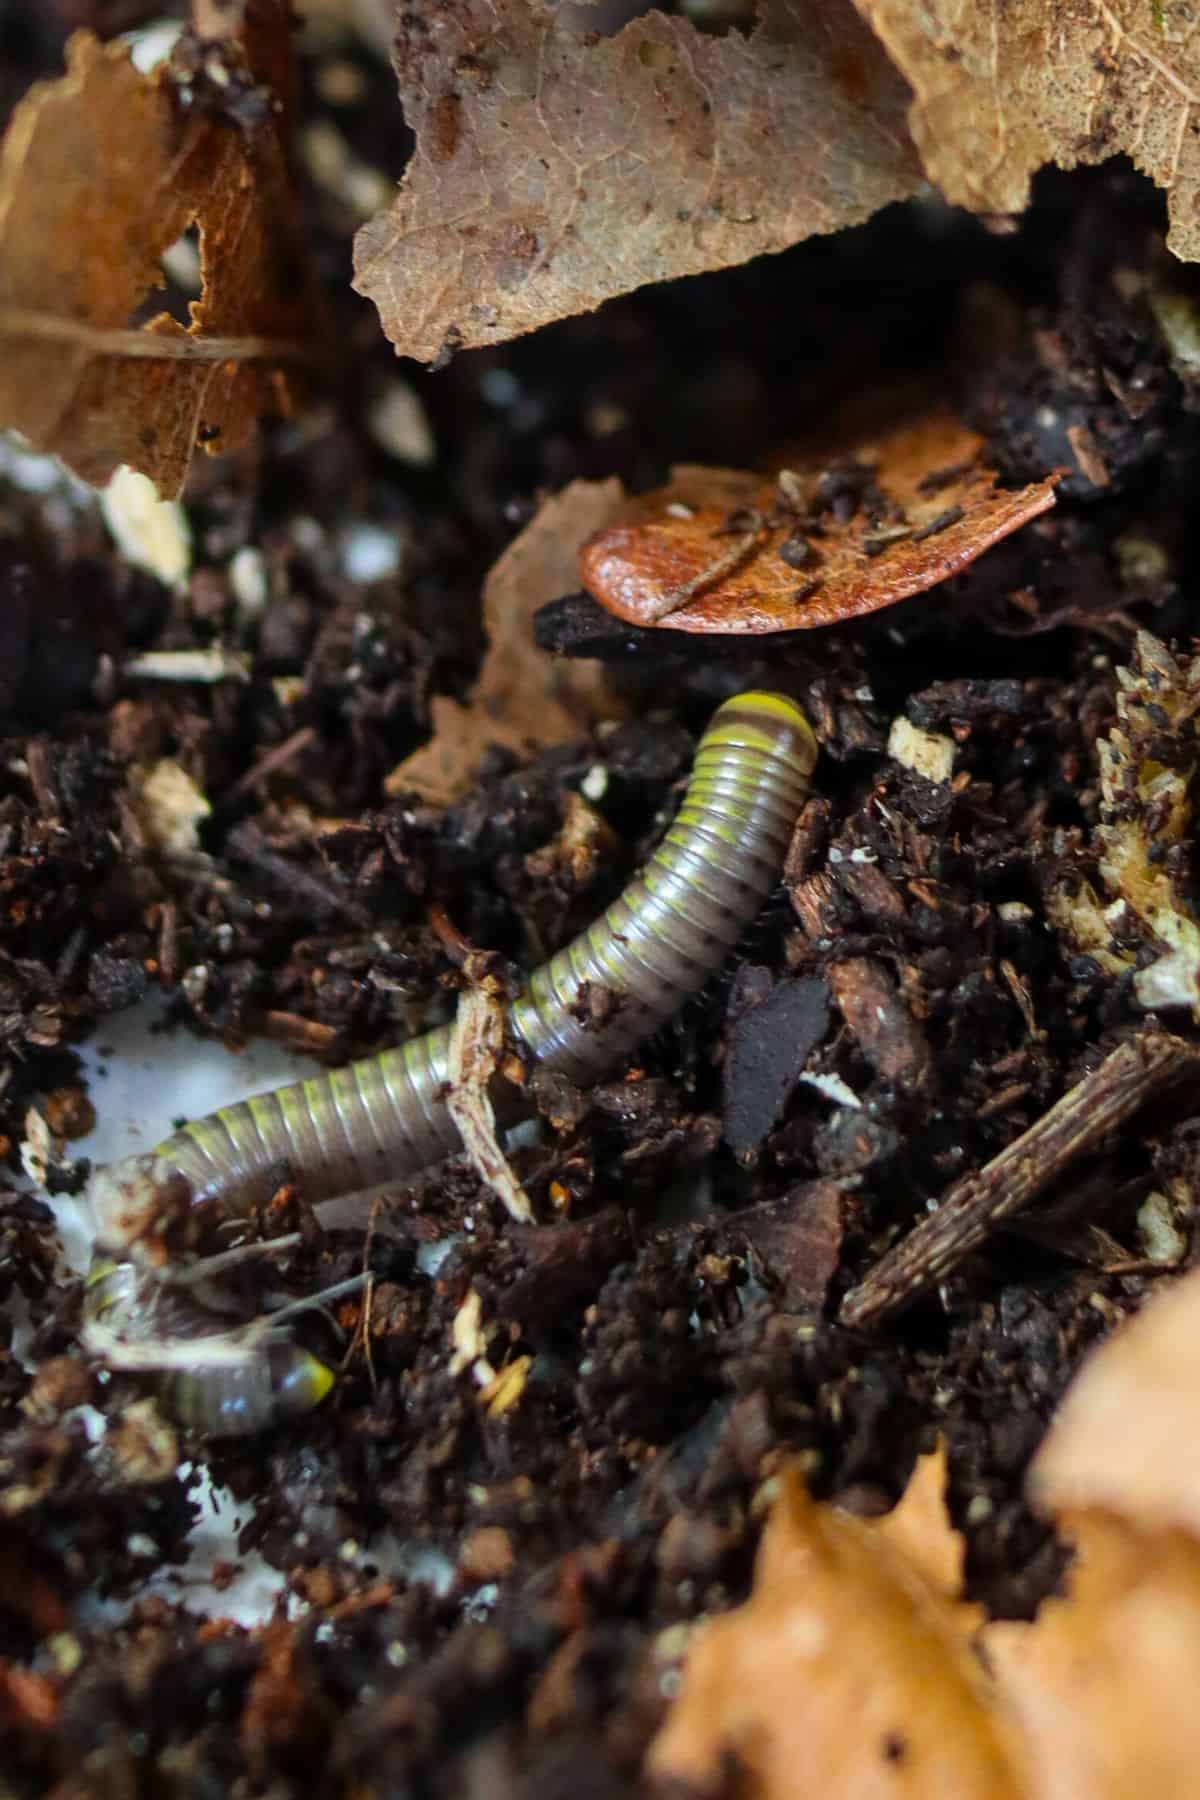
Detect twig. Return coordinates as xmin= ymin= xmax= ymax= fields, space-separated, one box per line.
xmin=0 ymin=308 xmax=314 ymax=366
xmin=229 ymin=726 xmax=317 ymax=797
xmin=646 ymin=517 xmax=767 ymax=623
xmin=839 ymin=1032 xmax=1200 ymax=1328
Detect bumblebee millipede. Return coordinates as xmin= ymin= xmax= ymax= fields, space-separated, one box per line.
xmin=83 ymin=691 xmax=818 ymax=1433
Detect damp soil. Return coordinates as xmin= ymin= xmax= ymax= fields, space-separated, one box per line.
xmin=5 ymin=8 xmax=1200 ymax=1795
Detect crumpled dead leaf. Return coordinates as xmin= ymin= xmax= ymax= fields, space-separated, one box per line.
xmin=649 ymin=1447 xmax=1025 ymax=1797
xmin=1027 ymin=1264 xmax=1200 ymax=1538
xmin=854 ymin=1 xmax=1200 ymax=265
xmin=0 ymin=4 xmax=324 ymax=496
xmin=353 ymin=0 xmax=921 ymax=362
xmin=447 ymin=978 xmax=533 ymax=1223
xmin=386 ymin=479 xmax=626 ymax=805
xmin=579 ymin=411 xmax=1057 ymax=634
xmin=982 ymin=1263 xmax=1200 ymax=1800
xmin=653 ymin=1268 xmax=1200 ymax=1797
xmin=986 ymin=1518 xmax=1200 ymax=1800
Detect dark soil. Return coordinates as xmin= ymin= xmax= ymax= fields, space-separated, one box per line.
xmin=5 ymin=7 xmax=1200 ymax=1795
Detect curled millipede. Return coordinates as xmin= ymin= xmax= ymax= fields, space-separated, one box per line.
xmin=83 ymin=691 xmax=817 ymax=1433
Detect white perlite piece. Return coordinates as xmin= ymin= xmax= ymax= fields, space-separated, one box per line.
xmin=887 ymin=716 xmax=955 ymax=785
xmin=367 ymin=381 xmax=436 ymax=467
xmin=133 ymin=760 xmax=212 ymax=856
xmin=100 ymin=466 xmax=191 ymax=590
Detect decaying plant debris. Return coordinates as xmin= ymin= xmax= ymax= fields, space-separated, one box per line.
xmin=656 ymin=1272 xmax=1200 ymax=1799
xmin=10 ymin=3 xmax=1200 ymax=1797
xmin=353 ymin=0 xmax=922 ymax=361
xmin=0 ymin=1 xmax=323 ymax=495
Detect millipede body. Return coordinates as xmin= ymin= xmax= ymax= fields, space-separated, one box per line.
xmin=84 ymin=690 xmax=817 ymax=1431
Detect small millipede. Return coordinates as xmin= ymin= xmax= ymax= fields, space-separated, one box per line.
xmin=83 ymin=691 xmax=818 ymax=1433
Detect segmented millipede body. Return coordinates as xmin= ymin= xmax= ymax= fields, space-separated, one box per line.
xmin=84 ymin=691 xmax=817 ymax=1430
xmin=84 ymin=1257 xmax=334 ymax=1433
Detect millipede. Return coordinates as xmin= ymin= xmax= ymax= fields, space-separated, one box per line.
xmin=83 ymin=690 xmax=818 ymax=1433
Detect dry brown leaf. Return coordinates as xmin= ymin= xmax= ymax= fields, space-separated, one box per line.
xmin=854 ymin=1 xmax=1200 ymax=264
xmin=876 ymin=1444 xmax=979 ymax=1623
xmin=387 ymin=479 xmax=626 ymax=805
xmin=647 ymin=1461 xmax=1026 ymax=1798
xmin=0 ymin=5 xmax=324 ymax=496
xmin=579 ymin=411 xmax=1057 ymax=634
xmin=353 ymin=0 xmax=921 ymax=362
xmin=653 ymin=1273 xmax=1200 ymax=1797
xmin=981 ymin=1267 xmax=1200 ymax=1797
xmin=987 ymin=1516 xmax=1200 ymax=1800
xmin=1028 ymin=1262 xmax=1200 ymax=1537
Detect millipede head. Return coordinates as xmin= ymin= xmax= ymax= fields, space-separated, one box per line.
xmin=268 ymin=1342 xmax=337 ymax=1417
xmin=707 ymin=691 xmax=818 ymax=777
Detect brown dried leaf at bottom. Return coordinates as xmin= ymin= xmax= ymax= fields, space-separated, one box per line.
xmin=580 ymin=411 xmax=1057 ymax=634
xmin=387 ymin=479 xmax=627 ymax=806
xmin=0 ymin=5 xmax=324 ymax=497
xmin=353 ymin=0 xmax=920 ymax=362
xmin=875 ymin=1443 xmax=979 ymax=1618
xmin=986 ymin=1266 xmax=1200 ymax=1797
xmin=647 ymin=1455 xmax=1025 ymax=1798
xmin=1028 ymin=1261 xmax=1200 ymax=1539
xmin=853 ymin=0 xmax=1200 ymax=265
xmin=985 ymin=1516 xmax=1200 ymax=1800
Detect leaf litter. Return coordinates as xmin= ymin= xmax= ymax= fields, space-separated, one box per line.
xmin=352 ymin=0 xmax=922 ymax=362
xmin=0 ymin=1 xmax=325 ymax=497
xmin=386 ymin=478 xmax=627 ymax=804
xmin=856 ymin=0 xmax=1200 ymax=265
xmin=577 ymin=410 xmax=1058 ymax=634
xmin=655 ymin=1266 xmax=1200 ymax=1796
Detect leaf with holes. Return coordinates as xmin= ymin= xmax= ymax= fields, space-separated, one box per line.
xmin=0 ymin=4 xmax=325 ymax=497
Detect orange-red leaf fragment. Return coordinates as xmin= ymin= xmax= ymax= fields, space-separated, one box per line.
xmin=0 ymin=6 xmax=324 ymax=497
xmin=580 ymin=411 xmax=1057 ymax=634
xmin=353 ymin=0 xmax=921 ymax=362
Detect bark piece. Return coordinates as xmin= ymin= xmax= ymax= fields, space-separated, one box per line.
xmin=723 ymin=974 xmax=831 ymax=1156
xmin=841 ymin=1033 xmax=1199 ymax=1328
xmin=718 ymin=1179 xmax=844 ymax=1311
xmin=828 ymin=956 xmax=933 ymax=1094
